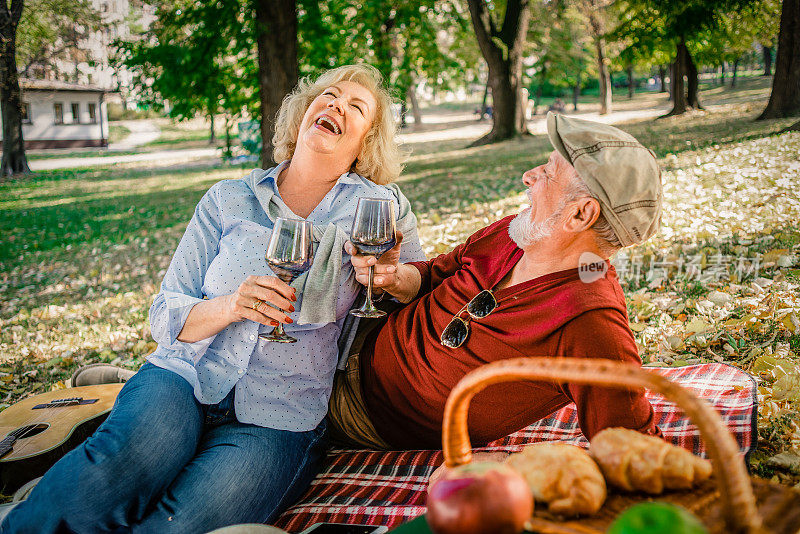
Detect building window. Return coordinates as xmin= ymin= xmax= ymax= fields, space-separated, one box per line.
xmin=71 ymin=103 xmax=80 ymax=123
xmin=54 ymin=103 xmax=64 ymax=124
xmin=22 ymin=103 xmax=32 ymax=124
xmin=88 ymin=103 xmax=97 ymax=124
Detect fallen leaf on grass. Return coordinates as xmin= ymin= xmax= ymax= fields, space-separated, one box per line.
xmin=685 ymin=317 xmax=712 ymax=334
xmin=773 ymin=373 xmax=800 ymax=403
xmin=767 ymin=452 xmax=800 ymax=474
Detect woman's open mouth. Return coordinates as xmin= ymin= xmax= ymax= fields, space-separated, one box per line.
xmin=314 ymin=115 xmax=341 ymax=135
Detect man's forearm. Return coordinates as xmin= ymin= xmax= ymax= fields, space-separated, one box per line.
xmin=387 ymin=264 xmax=422 ymax=303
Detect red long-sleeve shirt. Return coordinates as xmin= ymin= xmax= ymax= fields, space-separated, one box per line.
xmin=360 ymin=216 xmax=659 ymax=449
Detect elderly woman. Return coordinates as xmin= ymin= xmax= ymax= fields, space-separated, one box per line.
xmin=2 ymin=64 xmax=425 ymax=534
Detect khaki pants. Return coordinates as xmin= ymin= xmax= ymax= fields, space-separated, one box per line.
xmin=327 ymin=313 xmax=393 ymax=450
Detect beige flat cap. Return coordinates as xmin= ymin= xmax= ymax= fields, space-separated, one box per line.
xmin=546 ymin=112 xmax=662 ymax=247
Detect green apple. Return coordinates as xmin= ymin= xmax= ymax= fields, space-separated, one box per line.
xmin=607 ymin=502 xmax=708 ymax=534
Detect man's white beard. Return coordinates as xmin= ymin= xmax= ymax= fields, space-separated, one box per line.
xmin=508 ymin=206 xmax=560 ymax=249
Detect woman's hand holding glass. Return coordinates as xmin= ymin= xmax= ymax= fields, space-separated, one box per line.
xmin=225 ymin=275 xmax=297 ymax=328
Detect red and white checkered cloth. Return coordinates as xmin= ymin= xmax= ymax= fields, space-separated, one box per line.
xmin=273 ymin=363 xmax=757 ymax=532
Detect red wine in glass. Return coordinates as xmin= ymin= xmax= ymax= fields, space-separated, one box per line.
xmin=351 ymin=236 xmax=397 ymax=258
xmin=260 ymin=217 xmax=314 ymax=343
xmin=267 ymin=260 xmax=313 ymax=284
xmin=350 ymin=198 xmax=396 ymax=318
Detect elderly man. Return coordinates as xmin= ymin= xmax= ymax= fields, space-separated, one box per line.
xmin=331 ymin=113 xmax=663 ymax=450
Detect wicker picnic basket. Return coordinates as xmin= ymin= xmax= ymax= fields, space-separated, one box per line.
xmin=441 ymin=357 xmax=800 ymax=534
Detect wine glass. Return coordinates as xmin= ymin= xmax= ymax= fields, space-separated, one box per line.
xmin=259 ymin=217 xmax=314 ymax=343
xmin=349 ymin=198 xmax=397 ymax=318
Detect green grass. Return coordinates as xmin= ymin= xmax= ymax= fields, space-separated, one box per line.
xmin=140 ymin=119 xmax=230 ymax=150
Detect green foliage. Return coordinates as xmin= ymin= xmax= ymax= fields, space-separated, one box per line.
xmin=691 ymin=0 xmax=781 ymax=66
xmin=116 ymin=1 xmax=256 ymax=125
xmin=16 ymin=0 xmax=104 ymax=78
xmin=527 ymin=1 xmax=596 ymax=94
xmin=610 ymin=1 xmax=673 ymax=69
xmin=113 ymin=0 xmax=467 ymax=135
xmin=611 ymin=0 xmax=777 ymax=70
xmin=298 ymin=0 xmax=469 ymax=99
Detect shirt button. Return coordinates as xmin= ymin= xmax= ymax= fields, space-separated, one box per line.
xmin=249 ymin=334 xmax=255 ymax=341
xmin=238 ymin=369 xmax=244 ymax=375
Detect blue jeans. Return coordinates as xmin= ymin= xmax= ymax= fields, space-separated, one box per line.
xmin=1 ymin=363 xmax=328 ymax=534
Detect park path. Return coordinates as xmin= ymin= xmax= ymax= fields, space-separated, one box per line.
xmin=397 ymin=104 xmax=671 ymax=144
xmin=29 ymin=147 xmax=219 ymax=171
xmin=109 ymin=119 xmax=162 ymax=150
xmin=30 ymin=105 xmax=670 ymax=171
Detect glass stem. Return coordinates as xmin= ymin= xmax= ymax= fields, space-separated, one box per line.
xmin=273 ymin=323 xmax=285 ymax=336
xmin=365 ymin=264 xmax=376 ymax=310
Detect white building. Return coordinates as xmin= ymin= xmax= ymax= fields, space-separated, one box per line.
xmin=0 ymin=79 xmax=108 ymax=149
xmin=31 ymin=1 xmax=155 ymax=102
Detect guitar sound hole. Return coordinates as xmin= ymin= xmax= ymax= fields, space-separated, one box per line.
xmin=10 ymin=424 xmax=49 ymax=439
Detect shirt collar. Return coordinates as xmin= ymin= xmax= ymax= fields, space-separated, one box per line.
xmin=255 ymin=160 xmax=289 ymax=190
xmin=257 ymin=160 xmax=366 ymax=189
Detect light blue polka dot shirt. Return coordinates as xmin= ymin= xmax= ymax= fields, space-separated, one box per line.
xmin=147 ymin=162 xmax=425 ymax=432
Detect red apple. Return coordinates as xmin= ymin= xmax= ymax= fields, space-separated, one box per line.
xmin=426 ymin=461 xmax=533 ymax=534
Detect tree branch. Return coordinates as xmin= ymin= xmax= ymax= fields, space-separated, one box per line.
xmin=500 ymin=0 xmax=529 ymax=47
xmin=10 ymin=0 xmax=24 ymax=24
xmin=0 ymin=3 xmax=10 ymax=27
xmin=467 ymin=0 xmax=503 ymax=63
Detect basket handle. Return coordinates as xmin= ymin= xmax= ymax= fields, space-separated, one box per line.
xmin=441 ymin=357 xmax=763 ymax=534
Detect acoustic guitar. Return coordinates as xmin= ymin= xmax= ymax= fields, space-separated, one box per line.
xmin=0 ymin=384 xmax=123 ymax=493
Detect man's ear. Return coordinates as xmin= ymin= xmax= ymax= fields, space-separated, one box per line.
xmin=563 ymin=197 xmax=601 ymax=233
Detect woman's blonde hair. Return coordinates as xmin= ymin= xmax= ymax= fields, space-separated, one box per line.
xmin=272 ymin=64 xmax=403 ymax=185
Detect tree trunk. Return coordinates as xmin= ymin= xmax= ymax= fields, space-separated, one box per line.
xmin=781 ymin=119 xmax=800 ymax=132
xmin=669 ymin=61 xmax=675 ymax=101
xmin=223 ymin=115 xmax=232 ymax=159
xmin=533 ymin=81 xmax=543 ymax=116
xmin=586 ymin=6 xmax=612 ymax=116
xmin=758 ymin=0 xmax=800 ymax=120
xmin=664 ymin=39 xmax=689 ymax=116
xmin=399 ymin=99 xmax=407 ymax=128
xmin=762 ymin=45 xmax=773 ymax=76
xmin=573 ymin=70 xmax=581 ymax=111
xmin=595 ymin=36 xmax=612 ymax=114
xmin=209 ymin=113 xmax=216 ymax=144
xmin=731 ymin=58 xmax=739 ymax=88
xmin=686 ymin=46 xmax=703 ymax=109
xmin=659 ymin=65 xmax=667 ymax=92
xmin=479 ymin=78 xmax=490 ymax=120
xmin=627 ymin=65 xmax=635 ymax=99
xmin=467 ymin=0 xmax=531 ymax=146
xmin=407 ymin=84 xmax=422 ymax=129
xmin=1 ymin=0 xmax=31 ymax=177
xmin=253 ymin=0 xmax=297 ymax=167
xmin=719 ymin=63 xmax=725 ymax=85
xmin=373 ymin=12 xmax=396 ymax=85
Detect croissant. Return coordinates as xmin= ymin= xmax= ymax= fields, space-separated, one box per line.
xmin=590 ymin=428 xmax=712 ymax=494
xmin=505 ymin=442 xmax=606 ymax=516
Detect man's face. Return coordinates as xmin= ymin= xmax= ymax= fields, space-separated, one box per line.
xmin=509 ymin=151 xmax=571 ymax=249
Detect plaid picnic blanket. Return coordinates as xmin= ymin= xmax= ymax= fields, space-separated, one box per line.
xmin=273 ymin=363 xmax=757 ymax=532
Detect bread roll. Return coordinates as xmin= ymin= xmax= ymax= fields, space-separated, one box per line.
xmin=590 ymin=427 xmax=712 ymax=494
xmin=505 ymin=442 xmax=606 ymax=516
